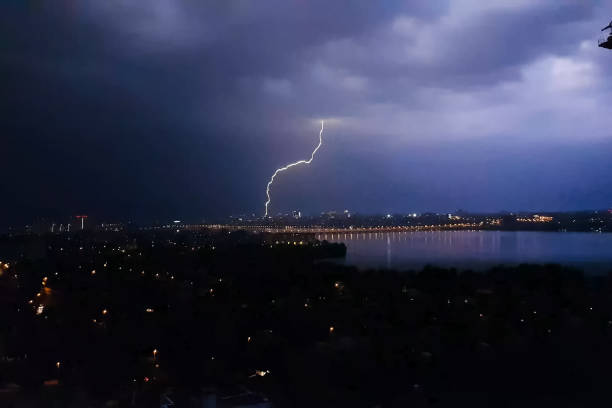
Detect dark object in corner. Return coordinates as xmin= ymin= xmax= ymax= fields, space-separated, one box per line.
xmin=599 ymin=20 xmax=612 ymax=49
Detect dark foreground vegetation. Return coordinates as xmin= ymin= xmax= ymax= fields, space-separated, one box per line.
xmin=1 ymin=230 xmax=612 ymax=407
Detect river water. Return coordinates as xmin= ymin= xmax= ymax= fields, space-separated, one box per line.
xmin=316 ymin=230 xmax=612 ymax=274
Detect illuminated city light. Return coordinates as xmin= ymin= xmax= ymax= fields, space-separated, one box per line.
xmin=264 ymin=121 xmax=324 ymax=217
xmin=248 ymin=369 xmax=271 ymax=378
xmin=516 ymin=215 xmax=554 ymax=223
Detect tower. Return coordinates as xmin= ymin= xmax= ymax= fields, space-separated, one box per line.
xmin=75 ymin=215 xmax=88 ymax=230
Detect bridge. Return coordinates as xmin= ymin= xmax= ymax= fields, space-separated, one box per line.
xmin=179 ymin=223 xmax=483 ymax=234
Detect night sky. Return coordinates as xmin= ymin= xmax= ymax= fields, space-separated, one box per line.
xmin=2 ymin=1 xmax=611 ymax=226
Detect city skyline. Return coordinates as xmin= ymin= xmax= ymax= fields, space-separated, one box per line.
xmin=8 ymin=208 xmax=611 ymax=235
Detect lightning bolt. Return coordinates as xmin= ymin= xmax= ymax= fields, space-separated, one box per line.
xmin=264 ymin=120 xmax=325 ymax=217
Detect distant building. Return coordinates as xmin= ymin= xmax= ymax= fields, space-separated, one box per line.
xmin=97 ymin=223 xmax=125 ymax=232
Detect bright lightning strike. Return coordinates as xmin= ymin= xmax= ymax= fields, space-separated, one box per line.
xmin=264 ymin=120 xmax=325 ymax=217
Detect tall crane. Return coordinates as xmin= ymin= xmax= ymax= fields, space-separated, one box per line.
xmin=599 ymin=20 xmax=612 ymax=49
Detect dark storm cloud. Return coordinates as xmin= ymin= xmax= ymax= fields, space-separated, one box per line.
xmin=1 ymin=1 xmax=611 ymax=226
xmin=316 ymin=2 xmax=597 ymax=82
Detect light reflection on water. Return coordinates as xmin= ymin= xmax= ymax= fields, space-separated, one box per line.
xmin=317 ymin=230 xmax=612 ymax=274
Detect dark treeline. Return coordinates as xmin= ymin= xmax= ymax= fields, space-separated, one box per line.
xmin=1 ymin=230 xmax=612 ymax=406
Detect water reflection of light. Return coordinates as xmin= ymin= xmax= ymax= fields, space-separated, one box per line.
xmin=323 ymin=231 xmax=612 ymax=271
xmin=386 ymin=234 xmax=391 ymax=268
